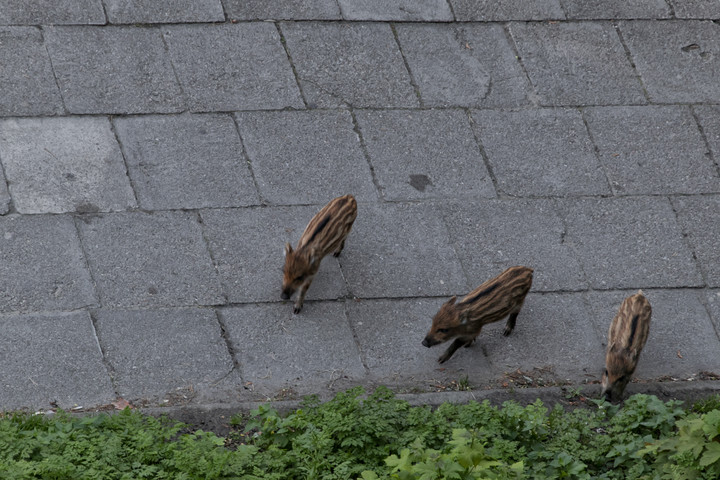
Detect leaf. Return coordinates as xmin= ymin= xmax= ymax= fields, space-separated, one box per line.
xmin=699 ymin=443 xmax=720 ymax=467
xmin=359 ymin=471 xmax=379 ymax=480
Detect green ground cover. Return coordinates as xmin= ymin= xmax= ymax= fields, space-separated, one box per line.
xmin=1 ymin=387 xmax=719 ymax=479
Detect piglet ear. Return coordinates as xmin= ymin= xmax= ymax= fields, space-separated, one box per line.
xmin=284 ymin=243 xmax=293 ymax=257
xmin=446 ymin=295 xmax=457 ymax=306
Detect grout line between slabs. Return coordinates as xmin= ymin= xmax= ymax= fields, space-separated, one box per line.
xmin=274 ymin=22 xmax=310 ymax=109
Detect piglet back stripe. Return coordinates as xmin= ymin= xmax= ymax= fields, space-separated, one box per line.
xmin=628 ymin=314 xmax=639 ymax=347
xmin=307 ymin=214 xmax=331 ymax=244
xmin=460 ymin=282 xmax=499 ymax=306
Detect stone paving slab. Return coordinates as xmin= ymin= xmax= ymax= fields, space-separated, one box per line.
xmin=354 ymin=109 xmax=495 ymax=201
xmin=561 ymin=0 xmax=671 ymax=19
xmin=394 ymin=24 xmax=529 ymax=108
xmin=77 ymin=211 xmax=224 ymax=309
xmin=509 ymin=21 xmax=646 ymax=106
xmin=223 ymin=0 xmax=341 ymax=20
xmin=44 ymin=26 xmax=184 ymax=114
xmin=584 ymin=105 xmax=720 ymax=195
xmin=113 ymin=114 xmax=259 ymax=210
xmin=556 ymin=196 xmax=703 ymax=289
xmin=0 ymin=311 xmax=114 ymax=410
xmin=347 ymin=298 xmax=494 ymax=384
xmin=0 ymin=170 xmax=10 ymax=215
xmin=471 ymin=108 xmax=610 ymax=197
xmin=94 ymin=308 xmax=234 ymax=403
xmin=620 ymin=20 xmax=720 ymax=103
xmin=0 ymin=215 xmax=96 ymax=313
xmin=281 ymin=22 xmax=418 ymax=108
xmin=672 ymin=195 xmax=720 ymax=288
xmin=449 ymin=0 xmax=564 ymax=21
xmin=338 ymin=202 xmax=467 ymax=298
xmin=481 ymin=293 xmax=605 ymax=380
xmin=105 ymin=0 xmax=224 ymax=24
xmin=438 ymin=199 xmax=587 ymax=292
xmin=200 ymin=206 xmax=348 ymax=304
xmin=220 ymin=303 xmax=366 ymax=395
xmin=235 ymin=110 xmax=377 ymax=204
xmin=338 ymin=0 xmax=453 ymax=21
xmin=694 ymin=105 xmax=720 ymax=162
xmin=706 ymin=290 xmax=720 ymax=333
xmin=0 ymin=27 xmax=64 ymax=116
xmin=585 ymin=289 xmax=720 ymax=379
xmin=163 ymin=23 xmax=303 ymax=112
xmin=0 ymin=117 xmax=136 ymax=214
xmin=0 ymin=0 xmax=105 ymax=25
xmin=670 ymin=0 xmax=720 ymax=19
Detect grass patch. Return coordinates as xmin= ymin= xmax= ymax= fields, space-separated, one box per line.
xmin=1 ymin=387 xmax=719 ymax=479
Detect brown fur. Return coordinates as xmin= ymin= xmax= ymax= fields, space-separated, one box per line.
xmin=601 ymin=290 xmax=651 ymax=402
xmin=282 ymin=195 xmax=357 ymax=313
xmin=422 ymin=266 xmax=533 ymax=364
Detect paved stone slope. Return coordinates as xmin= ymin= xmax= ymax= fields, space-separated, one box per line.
xmin=0 ymin=1 xmax=719 ymax=410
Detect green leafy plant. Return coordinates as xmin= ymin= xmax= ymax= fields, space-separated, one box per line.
xmin=639 ymin=409 xmax=720 ymax=479
xmin=1 ymin=388 xmax=720 ymax=479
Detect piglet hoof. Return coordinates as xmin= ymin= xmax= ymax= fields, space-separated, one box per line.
xmin=438 ymin=354 xmax=449 ymax=364
xmin=333 ymin=251 xmax=341 ymax=257
xmin=293 ymin=306 xmax=302 ymax=314
xmin=503 ymin=327 xmax=513 ymax=337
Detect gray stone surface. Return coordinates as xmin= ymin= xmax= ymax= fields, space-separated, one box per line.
xmin=44 ymin=26 xmax=184 ymax=114
xmin=235 ymin=110 xmax=377 ymax=204
xmin=510 ymin=21 xmax=646 ymax=106
xmin=620 ymin=20 xmax=720 ymax=103
xmin=200 ymin=206 xmax=348 ymax=304
xmin=281 ymin=22 xmax=418 ymax=108
xmin=337 ymin=202 xmax=467 ymax=298
xmin=482 ymin=293 xmax=605 ymax=380
xmin=163 ymin=23 xmax=303 ymax=112
xmin=94 ymin=308 xmax=234 ymax=401
xmin=77 ymin=211 xmax=224 ymax=308
xmin=348 ymin=298 xmax=494 ymax=382
xmin=586 ymin=289 xmax=720 ymax=378
xmin=450 ymin=0 xmax=564 ymax=20
xmin=0 ymin=170 xmax=10 ymax=215
xmin=0 ymin=0 xmax=105 ymax=25
xmin=471 ymin=108 xmax=610 ymax=196
xmin=670 ymin=0 xmax=720 ymax=18
xmin=0 ymin=215 xmax=96 ymax=313
xmin=221 ymin=303 xmax=366 ymax=393
xmin=223 ymin=0 xmax=341 ymax=19
xmin=1 ymin=0 xmax=719 ymax=412
xmin=438 ymin=199 xmax=587 ymax=292
xmin=338 ymin=0 xmax=453 ymax=21
xmin=354 ymin=109 xmax=495 ymax=201
xmin=113 ymin=114 xmax=258 ymax=210
xmin=706 ymin=290 xmax=720 ymax=333
xmin=672 ymin=195 xmax=720 ymax=287
xmin=0 ymin=117 xmax=136 ymax=214
xmin=694 ymin=105 xmax=720 ymax=161
xmin=562 ymin=0 xmax=671 ymax=19
xmin=0 ymin=27 xmax=64 ymax=116
xmin=0 ymin=311 xmax=114 ymax=410
xmin=105 ymin=0 xmax=224 ymax=23
xmin=584 ymin=106 xmax=720 ymax=195
xmin=394 ymin=24 xmax=529 ymax=108
xmin=556 ymin=197 xmax=703 ymax=289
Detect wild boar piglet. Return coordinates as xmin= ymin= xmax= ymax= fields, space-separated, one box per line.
xmin=601 ymin=290 xmax=651 ymax=402
xmin=422 ymin=266 xmax=533 ymax=364
xmin=282 ymin=194 xmax=357 ymax=314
